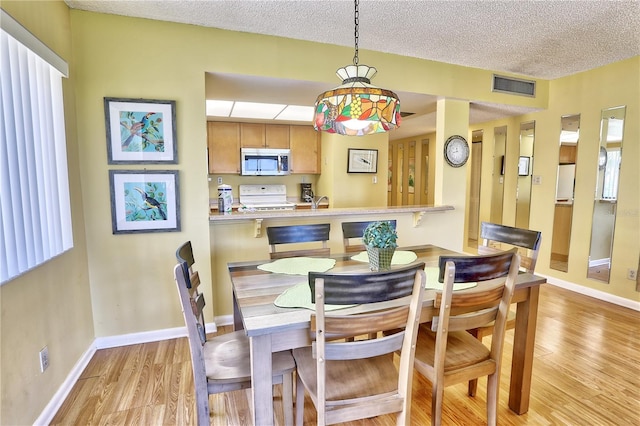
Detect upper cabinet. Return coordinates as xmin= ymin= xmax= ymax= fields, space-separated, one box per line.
xmin=207 ymin=122 xmax=240 ymax=174
xmin=266 ymin=124 xmax=290 ymax=149
xmin=240 ymin=123 xmax=290 ymax=148
xmin=207 ymin=121 xmax=320 ymax=174
xmin=559 ymin=144 xmax=577 ymax=164
xmin=290 ymin=125 xmax=320 ymax=174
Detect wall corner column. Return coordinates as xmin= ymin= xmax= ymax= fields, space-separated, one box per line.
xmin=434 ymin=99 xmax=470 ymax=251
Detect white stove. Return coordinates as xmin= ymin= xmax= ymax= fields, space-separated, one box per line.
xmin=238 ymin=184 xmax=296 ymax=211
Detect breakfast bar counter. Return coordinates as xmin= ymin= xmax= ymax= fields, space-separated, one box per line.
xmin=208 ymin=205 xmax=461 ymax=324
xmin=210 ymin=204 xmax=454 ymax=223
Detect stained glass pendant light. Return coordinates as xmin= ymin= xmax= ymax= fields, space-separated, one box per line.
xmin=313 ymin=0 xmax=401 ymax=136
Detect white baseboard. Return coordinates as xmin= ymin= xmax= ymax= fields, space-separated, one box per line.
xmin=94 ymin=322 xmax=217 ymax=349
xmin=542 ymin=274 xmax=640 ymax=312
xmin=214 ymin=314 xmax=234 ymax=326
xmin=33 ymin=344 xmax=96 ymax=425
xmin=36 ymin=321 xmax=217 ymax=423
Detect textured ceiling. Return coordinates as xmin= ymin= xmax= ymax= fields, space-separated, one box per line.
xmin=65 ymin=0 xmax=640 ymax=139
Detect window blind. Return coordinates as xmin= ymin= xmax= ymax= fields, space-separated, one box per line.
xmin=0 ymin=26 xmax=73 ymax=284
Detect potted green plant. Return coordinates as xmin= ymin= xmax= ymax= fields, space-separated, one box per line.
xmin=362 ymin=221 xmax=398 ymax=271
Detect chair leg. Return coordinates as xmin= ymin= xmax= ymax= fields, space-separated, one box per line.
xmin=467 ymin=328 xmax=480 ymax=396
xmin=431 ymin=384 xmax=444 ymax=426
xmin=282 ymin=372 xmax=294 ymax=426
xmin=486 ymin=372 xmax=499 ymax=426
xmin=295 ymin=372 xmax=305 ymax=426
xmin=468 ymin=378 xmax=478 ymax=397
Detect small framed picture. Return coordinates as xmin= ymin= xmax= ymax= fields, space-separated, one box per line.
xmin=518 ymin=156 xmax=531 ymax=176
xmin=347 ymin=149 xmax=378 ymax=173
xmin=109 ymin=170 xmax=180 ymax=234
xmin=104 ymin=97 xmax=177 ymax=164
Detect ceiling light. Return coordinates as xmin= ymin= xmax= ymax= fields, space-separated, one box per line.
xmin=275 ymin=105 xmax=314 ymax=121
xmin=314 ymin=0 xmax=400 ymax=136
xmin=231 ymin=101 xmax=285 ymax=120
xmin=206 ymin=100 xmax=314 ymax=122
xmin=206 ymin=100 xmax=233 ymax=116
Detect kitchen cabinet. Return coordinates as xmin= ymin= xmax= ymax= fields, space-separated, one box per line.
xmin=559 ymin=144 xmax=577 ymax=164
xmin=240 ymin=123 xmax=290 ymax=148
xmin=208 ymin=122 xmax=240 ymax=174
xmin=265 ymin=125 xmax=290 ymax=148
xmin=290 ymin=125 xmax=320 ymax=174
xmin=240 ymin=123 xmax=265 ymax=148
xmin=208 ymin=121 xmax=318 ymax=174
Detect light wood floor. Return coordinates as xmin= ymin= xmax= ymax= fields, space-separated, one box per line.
xmin=51 ymin=284 xmax=640 ymax=425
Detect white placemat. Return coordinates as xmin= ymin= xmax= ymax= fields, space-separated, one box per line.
xmin=258 ymin=257 xmax=336 ymax=275
xmin=350 ymin=250 xmax=418 ymax=265
xmin=274 ymin=282 xmax=356 ymax=311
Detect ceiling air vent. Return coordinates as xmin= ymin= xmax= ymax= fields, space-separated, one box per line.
xmin=492 ymin=75 xmax=536 ymax=97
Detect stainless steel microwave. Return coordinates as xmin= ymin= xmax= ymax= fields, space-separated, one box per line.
xmin=240 ymin=148 xmax=291 ymax=176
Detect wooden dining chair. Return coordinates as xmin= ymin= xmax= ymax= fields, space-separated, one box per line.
xmin=478 ymin=221 xmax=542 ymax=273
xmin=266 ymin=223 xmax=331 ymax=259
xmin=412 ymin=249 xmax=520 ymax=426
xmin=292 ymin=262 xmax=426 ymax=425
xmin=341 ymin=220 xmax=397 ymax=253
xmin=468 ymin=222 xmax=541 ymax=395
xmin=174 ymin=242 xmax=296 ymax=426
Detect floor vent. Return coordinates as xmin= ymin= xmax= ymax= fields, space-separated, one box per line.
xmin=492 ymin=75 xmax=536 ymax=97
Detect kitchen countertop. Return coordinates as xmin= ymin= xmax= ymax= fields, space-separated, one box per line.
xmin=209 ymin=204 xmax=454 ymax=222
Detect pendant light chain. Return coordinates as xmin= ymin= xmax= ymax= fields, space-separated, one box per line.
xmin=353 ymin=0 xmax=359 ymax=65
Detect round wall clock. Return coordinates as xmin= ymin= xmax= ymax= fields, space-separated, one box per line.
xmin=444 ymin=135 xmax=469 ymax=167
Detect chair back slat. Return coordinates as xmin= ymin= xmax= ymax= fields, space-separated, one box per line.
xmin=311 ymin=305 xmax=410 ymax=338
xmin=266 ymin=223 xmax=331 ymax=259
xmin=480 ymin=222 xmax=541 ymax=273
xmin=309 ymin=262 xmax=422 ymax=305
xmin=342 ymin=220 xmax=397 ymax=253
xmin=318 ymin=332 xmax=405 ymax=360
xmin=437 ymin=249 xmax=517 ymax=283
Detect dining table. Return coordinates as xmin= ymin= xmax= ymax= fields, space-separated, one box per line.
xmin=228 ymin=244 xmax=546 ymax=425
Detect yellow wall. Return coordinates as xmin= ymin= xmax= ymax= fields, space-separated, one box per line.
xmin=0 ymin=2 xmax=93 ymax=424
xmin=467 ymin=57 xmax=639 ymax=300
xmin=68 ymin=10 xmax=548 ymax=336
xmin=2 ymin=2 xmax=637 ymax=422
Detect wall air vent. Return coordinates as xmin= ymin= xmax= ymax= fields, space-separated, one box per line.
xmin=492 ymin=75 xmax=536 ymax=97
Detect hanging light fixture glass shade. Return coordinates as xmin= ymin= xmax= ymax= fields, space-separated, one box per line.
xmin=313 ymin=0 xmax=401 ymax=136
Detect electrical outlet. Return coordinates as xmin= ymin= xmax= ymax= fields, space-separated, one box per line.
xmin=39 ymin=346 xmax=49 ymax=372
xmin=532 ymin=175 xmax=542 ymax=185
xmin=217 ymin=177 xmax=222 ymax=185
xmin=628 ymin=269 xmax=637 ymax=280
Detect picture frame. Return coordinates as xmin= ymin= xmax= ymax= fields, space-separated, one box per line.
xmin=518 ymin=156 xmax=531 ymax=176
xmin=104 ymin=97 xmax=177 ymax=164
xmin=109 ymin=170 xmax=180 ymax=234
xmin=347 ymin=148 xmax=378 ymax=173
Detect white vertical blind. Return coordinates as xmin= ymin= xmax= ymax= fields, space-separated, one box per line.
xmin=602 ymin=149 xmax=621 ymax=200
xmin=0 ymin=27 xmax=72 ymax=284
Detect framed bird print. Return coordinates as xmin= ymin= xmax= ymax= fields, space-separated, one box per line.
xmin=109 ymin=170 xmax=180 ymax=234
xmin=104 ymin=97 xmax=177 ymax=164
